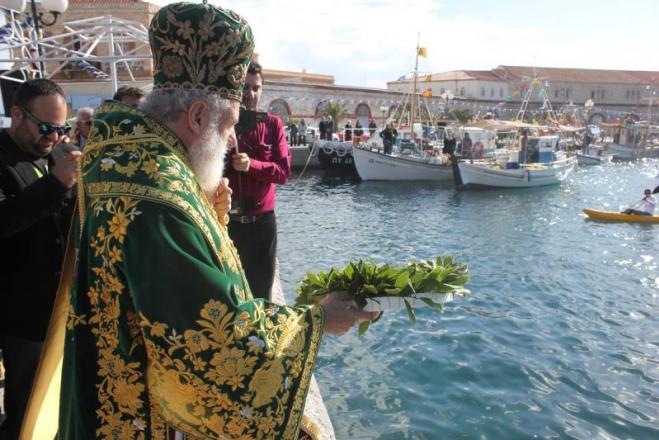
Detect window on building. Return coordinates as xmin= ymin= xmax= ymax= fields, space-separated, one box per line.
xmin=499 ymin=88 xmax=504 ymax=97
xmin=440 ymin=87 xmax=445 ymax=94
xmin=460 ymin=87 xmax=465 ymax=96
xmin=566 ymin=89 xmax=570 ymax=99
xmin=480 ymin=86 xmax=485 ymax=96
xmin=600 ymin=90 xmax=605 ymax=100
xmin=555 ymin=89 xmax=559 ymax=98
xmin=625 ymin=90 xmax=630 ymax=100
xmin=591 ymin=91 xmax=595 ymax=99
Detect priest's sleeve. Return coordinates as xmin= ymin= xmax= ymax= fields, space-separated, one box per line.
xmin=92 ymin=197 xmax=324 ymax=439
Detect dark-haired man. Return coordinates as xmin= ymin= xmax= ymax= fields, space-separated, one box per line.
xmin=113 ymin=85 xmax=145 ymax=106
xmin=226 ymin=61 xmax=291 ymax=300
xmin=0 ymin=78 xmax=80 ymax=438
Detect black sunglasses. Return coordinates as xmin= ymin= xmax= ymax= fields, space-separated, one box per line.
xmin=21 ymin=107 xmax=72 ymax=136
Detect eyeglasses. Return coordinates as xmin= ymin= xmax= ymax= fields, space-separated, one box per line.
xmin=21 ymin=107 xmax=72 ymax=136
xmin=82 ymin=120 xmax=93 ymax=126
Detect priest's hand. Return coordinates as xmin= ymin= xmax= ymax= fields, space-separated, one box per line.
xmin=214 ymin=178 xmax=232 ymax=225
xmin=320 ymin=291 xmax=380 ymax=335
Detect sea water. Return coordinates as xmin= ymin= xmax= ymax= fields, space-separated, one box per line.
xmin=277 ymin=159 xmax=659 ymax=439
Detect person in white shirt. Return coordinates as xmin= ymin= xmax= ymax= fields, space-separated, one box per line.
xmin=623 ymin=188 xmax=656 ymax=216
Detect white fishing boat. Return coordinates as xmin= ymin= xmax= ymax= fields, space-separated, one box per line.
xmin=352 ymin=34 xmax=455 ymax=181
xmin=576 ymin=151 xmax=613 ymax=165
xmin=456 ymin=154 xmax=576 ymax=189
xmin=352 ymin=144 xmax=453 ymax=181
xmin=576 ymin=144 xmax=612 ymax=165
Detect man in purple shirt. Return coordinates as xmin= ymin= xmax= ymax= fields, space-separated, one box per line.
xmin=227 ymin=62 xmax=291 ymax=300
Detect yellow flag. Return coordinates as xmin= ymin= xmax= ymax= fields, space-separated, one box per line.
xmin=417 ymin=47 xmax=427 ymax=58
xmin=424 ymin=74 xmax=432 ymax=82
xmin=422 ymin=88 xmax=432 ymax=97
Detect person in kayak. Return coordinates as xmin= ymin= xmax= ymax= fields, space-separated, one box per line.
xmin=622 ymin=188 xmax=657 ymax=216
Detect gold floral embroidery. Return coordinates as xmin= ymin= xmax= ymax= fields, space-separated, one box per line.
xmin=86 ymin=197 xmax=148 ymax=439
xmin=161 ymin=55 xmax=184 ymax=78
xmin=138 ymin=298 xmax=324 ymax=439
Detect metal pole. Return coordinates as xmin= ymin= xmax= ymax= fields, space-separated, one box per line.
xmin=30 ymin=0 xmax=45 ymax=76
xmin=108 ymin=17 xmax=118 ymax=93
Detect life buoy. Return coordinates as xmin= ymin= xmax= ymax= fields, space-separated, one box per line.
xmin=335 ymin=144 xmax=348 ymax=157
xmin=323 ymin=143 xmax=333 ymax=155
xmin=473 ymin=141 xmax=485 ymax=158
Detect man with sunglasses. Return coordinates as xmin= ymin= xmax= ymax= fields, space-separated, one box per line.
xmin=0 ymin=78 xmax=80 ymax=438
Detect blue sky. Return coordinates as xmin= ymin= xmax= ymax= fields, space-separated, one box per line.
xmin=152 ymin=0 xmax=659 ymax=88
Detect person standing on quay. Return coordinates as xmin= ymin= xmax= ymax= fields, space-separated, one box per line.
xmin=319 ymin=116 xmax=326 ymax=140
xmin=226 ymin=61 xmax=291 ymax=300
xmin=24 ymin=4 xmax=377 ymax=439
xmin=0 ymin=79 xmax=80 ymax=439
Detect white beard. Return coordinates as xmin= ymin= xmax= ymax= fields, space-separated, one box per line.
xmin=188 ymin=122 xmax=228 ymax=198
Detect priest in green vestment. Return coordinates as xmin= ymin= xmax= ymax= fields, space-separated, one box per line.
xmin=55 ymin=3 xmax=376 ymax=439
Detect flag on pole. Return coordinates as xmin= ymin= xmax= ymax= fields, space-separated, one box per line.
xmin=421 ymin=88 xmax=433 ymax=97
xmin=417 ymin=47 xmax=427 ymax=58
xmin=424 ymin=74 xmax=432 ymax=82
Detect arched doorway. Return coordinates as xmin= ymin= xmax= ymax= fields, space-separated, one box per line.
xmin=268 ymin=99 xmax=291 ymax=123
xmin=355 ymin=103 xmax=371 ymax=128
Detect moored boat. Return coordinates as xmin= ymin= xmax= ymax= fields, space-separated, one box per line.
xmin=352 ymin=145 xmax=453 ymax=181
xmin=576 ymin=152 xmax=613 ymax=165
xmin=313 ymin=140 xmax=358 ymax=177
xmin=455 ymin=154 xmax=576 ymax=189
xmin=583 ymin=208 xmax=659 ymax=223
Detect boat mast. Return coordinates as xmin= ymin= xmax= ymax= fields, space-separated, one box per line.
xmin=411 ymin=33 xmax=420 ymax=135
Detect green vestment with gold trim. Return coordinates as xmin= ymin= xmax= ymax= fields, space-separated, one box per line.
xmin=59 ymin=102 xmax=324 ymax=439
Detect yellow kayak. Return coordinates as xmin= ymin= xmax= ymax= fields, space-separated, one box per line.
xmin=583 ymin=208 xmax=659 ymax=223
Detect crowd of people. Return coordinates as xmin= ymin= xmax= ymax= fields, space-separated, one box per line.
xmin=0 ymin=2 xmax=377 ymax=439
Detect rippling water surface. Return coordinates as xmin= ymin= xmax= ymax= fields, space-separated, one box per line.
xmin=276 ymin=160 xmax=659 ymax=439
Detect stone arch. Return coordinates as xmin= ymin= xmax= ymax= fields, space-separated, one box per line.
xmin=354 ymin=103 xmax=371 ymax=127
xmin=268 ymin=98 xmax=291 ymax=122
xmin=314 ymin=100 xmax=329 ymax=118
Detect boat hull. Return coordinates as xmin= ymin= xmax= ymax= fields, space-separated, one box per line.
xmin=583 ymin=208 xmax=659 ymax=223
xmin=456 ymin=157 xmax=576 ymax=189
xmin=352 ymin=146 xmax=453 ymax=181
xmin=313 ymin=140 xmax=358 ymax=176
xmin=576 ymin=153 xmax=612 ymax=166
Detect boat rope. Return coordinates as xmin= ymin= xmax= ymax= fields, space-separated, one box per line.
xmin=297 ymin=142 xmax=319 ymax=181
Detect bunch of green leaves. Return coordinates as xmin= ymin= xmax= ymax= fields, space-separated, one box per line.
xmin=295 ymin=257 xmax=469 ymax=334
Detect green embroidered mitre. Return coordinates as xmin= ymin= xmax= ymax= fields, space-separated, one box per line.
xmin=149 ymin=1 xmax=255 ymax=101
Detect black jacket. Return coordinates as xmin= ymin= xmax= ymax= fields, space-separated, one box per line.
xmin=0 ymin=129 xmax=74 ymax=341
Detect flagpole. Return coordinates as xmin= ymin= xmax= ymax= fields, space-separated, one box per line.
xmin=411 ymin=32 xmax=419 ymax=138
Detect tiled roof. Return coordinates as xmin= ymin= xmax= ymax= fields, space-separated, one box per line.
xmin=462 ymin=70 xmax=503 ymax=81
xmin=392 ymin=70 xmax=504 ymax=83
xmin=493 ymin=65 xmax=658 ymax=85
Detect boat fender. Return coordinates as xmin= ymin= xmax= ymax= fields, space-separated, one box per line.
xmin=323 ymin=143 xmax=333 ymax=155
xmin=335 ymin=145 xmax=347 ymax=157
xmin=523 ymin=169 xmax=531 ymax=182
xmin=473 ymin=141 xmax=484 ymax=158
